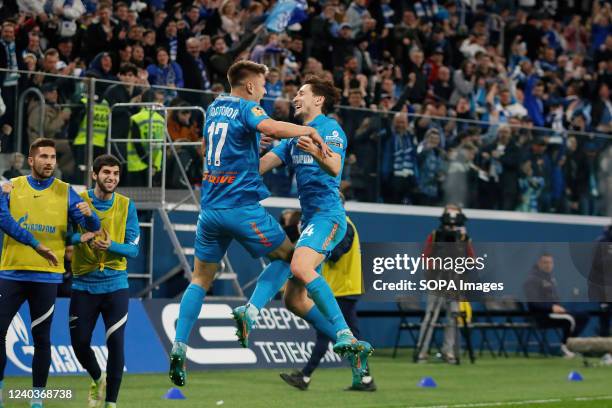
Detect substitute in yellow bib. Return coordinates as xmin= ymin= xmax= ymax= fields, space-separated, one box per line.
xmin=0 ymin=138 xmax=100 ymax=407
xmin=69 ymin=154 xmax=140 ymax=408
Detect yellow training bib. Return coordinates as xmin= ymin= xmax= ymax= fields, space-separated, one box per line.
xmin=0 ymin=176 xmax=68 ymax=273
xmin=72 ymin=191 xmax=129 ymax=276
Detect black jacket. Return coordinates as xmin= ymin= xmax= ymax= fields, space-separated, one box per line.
xmin=209 ymin=32 xmax=257 ymax=90
xmin=524 ymin=266 xmax=559 ymax=315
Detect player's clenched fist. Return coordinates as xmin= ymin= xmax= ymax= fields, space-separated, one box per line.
xmin=76 ymin=201 xmax=92 ymax=217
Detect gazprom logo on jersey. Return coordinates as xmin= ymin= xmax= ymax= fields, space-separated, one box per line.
xmin=145 ymin=300 xmax=343 ymax=370
xmin=18 ymin=213 xmax=56 ymax=234
xmin=5 ymin=299 xmax=168 ymax=376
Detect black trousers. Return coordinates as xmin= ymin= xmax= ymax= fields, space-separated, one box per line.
xmin=69 ymin=289 xmax=129 ymax=403
xmin=0 ymin=278 xmax=58 ymax=387
xmin=536 ymin=311 xmax=590 ymax=344
xmin=302 ymin=297 xmax=361 ymax=377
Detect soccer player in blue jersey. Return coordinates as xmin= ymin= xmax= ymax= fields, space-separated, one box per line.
xmin=0 ymin=138 xmax=100 ymax=408
xmin=168 ymin=60 xmax=333 ymax=387
xmin=232 ymin=76 xmax=373 ymax=375
xmin=69 ymin=154 xmax=140 ymax=408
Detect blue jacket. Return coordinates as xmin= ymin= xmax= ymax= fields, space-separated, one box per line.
xmin=147 ymin=61 xmax=184 ymax=88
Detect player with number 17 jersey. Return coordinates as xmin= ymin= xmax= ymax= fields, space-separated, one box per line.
xmin=196 ymin=95 xmax=285 ymax=261
xmin=201 ymin=96 xmax=270 ymax=209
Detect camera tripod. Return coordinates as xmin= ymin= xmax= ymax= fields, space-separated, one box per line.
xmin=413 ymin=294 xmax=475 ymax=364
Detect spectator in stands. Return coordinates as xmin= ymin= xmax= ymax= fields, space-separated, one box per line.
xmin=27 ymin=82 xmax=75 ymax=179
xmin=147 ymin=46 xmax=184 ymax=102
xmin=21 ymin=31 xmax=43 ymax=62
xmin=85 ymin=51 xmax=118 ymax=98
xmin=208 ymin=28 xmax=259 ymax=90
xmin=262 ymin=67 xmax=282 ymax=115
xmin=0 ymin=0 xmax=609 ymax=213
xmin=166 ymin=99 xmax=203 ymax=188
xmin=103 ymin=63 xmax=141 ymax=164
xmin=167 ymin=99 xmax=200 ymax=144
xmin=381 ymin=112 xmax=418 ymax=204
xmin=2 ymin=152 xmax=26 ymax=179
xmin=130 ymin=43 xmax=149 ymax=69
xmin=0 ymin=21 xmax=18 ymax=151
xmin=57 ymin=37 xmax=75 ymax=65
xmin=450 ymin=60 xmax=475 ymax=106
xmin=592 ymin=83 xmax=612 ymax=133
xmin=417 ymin=127 xmax=446 ymax=206
xmin=517 ymin=160 xmax=544 ymax=212
xmin=524 ymin=253 xmax=589 ymax=358
xmin=84 ymin=5 xmax=119 ymax=62
xmin=331 ymin=24 xmax=357 ymax=73
xmin=177 ymin=37 xmax=211 ymax=106
xmin=27 ymin=82 xmax=70 ymax=144
xmin=114 ymin=41 xmax=133 ymax=74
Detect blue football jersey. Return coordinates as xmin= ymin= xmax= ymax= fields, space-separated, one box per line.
xmin=201 ymin=95 xmax=271 ymax=209
xmin=271 ymin=114 xmax=347 ymax=218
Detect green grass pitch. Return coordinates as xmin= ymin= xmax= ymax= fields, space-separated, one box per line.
xmin=3 ymin=350 xmax=612 ymax=408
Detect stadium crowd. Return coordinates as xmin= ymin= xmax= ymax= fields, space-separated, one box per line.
xmin=0 ymin=0 xmax=611 ymax=215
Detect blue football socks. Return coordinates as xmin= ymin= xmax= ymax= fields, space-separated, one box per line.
xmin=305 ymin=276 xmax=350 ymax=335
xmin=175 ymin=283 xmax=206 ymax=343
xmin=249 ymin=260 xmax=291 ymax=310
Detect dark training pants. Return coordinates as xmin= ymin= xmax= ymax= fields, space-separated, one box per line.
xmin=69 ymin=289 xmax=129 ymax=403
xmin=0 ymin=278 xmax=58 ymax=387
xmin=302 ymin=297 xmax=362 ymax=377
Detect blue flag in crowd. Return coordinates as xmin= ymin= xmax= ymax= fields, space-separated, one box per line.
xmin=265 ymin=0 xmax=308 ymax=33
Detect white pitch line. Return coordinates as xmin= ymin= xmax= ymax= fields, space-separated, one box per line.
xmin=405 ymin=396 xmax=612 ymax=408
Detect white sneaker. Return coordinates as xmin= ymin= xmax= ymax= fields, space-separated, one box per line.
xmin=560 ymin=344 xmax=576 ymax=359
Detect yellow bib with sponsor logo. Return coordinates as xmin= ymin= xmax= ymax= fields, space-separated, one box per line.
xmin=0 ymin=176 xmax=68 ymax=273
xmin=72 ymin=191 xmax=129 ymax=276
xmin=322 ymin=217 xmax=363 ymax=297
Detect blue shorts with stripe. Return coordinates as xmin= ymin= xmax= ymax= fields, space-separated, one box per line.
xmin=296 ymin=211 xmax=347 ymax=259
xmin=194 ymin=203 xmax=286 ymax=263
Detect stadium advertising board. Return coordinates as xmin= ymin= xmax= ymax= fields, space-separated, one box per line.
xmin=144 ymin=299 xmax=345 ymax=370
xmin=5 ymin=299 xmax=168 ymax=376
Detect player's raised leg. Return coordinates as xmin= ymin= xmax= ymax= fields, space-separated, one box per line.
xmin=292 ymin=215 xmax=373 ymax=366
xmin=232 ymin=236 xmax=293 ymax=347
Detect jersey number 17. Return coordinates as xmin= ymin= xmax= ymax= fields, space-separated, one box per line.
xmin=206 ymin=121 xmax=229 ymax=166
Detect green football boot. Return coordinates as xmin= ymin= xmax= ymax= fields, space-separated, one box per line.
xmin=232 ymin=305 xmax=256 ymax=348
xmin=168 ymin=342 xmax=187 ymax=387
